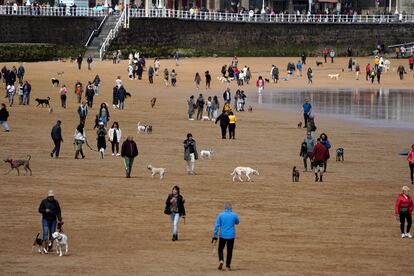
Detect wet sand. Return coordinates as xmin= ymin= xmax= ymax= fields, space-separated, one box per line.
xmin=0 ymin=57 xmax=413 ymax=275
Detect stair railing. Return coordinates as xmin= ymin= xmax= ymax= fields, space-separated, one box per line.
xmin=85 ymin=14 xmax=108 ymax=48
xmin=99 ymin=10 xmax=125 ymax=60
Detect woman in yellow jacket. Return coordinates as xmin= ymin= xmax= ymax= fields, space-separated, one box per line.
xmin=228 ymin=112 xmax=237 ymax=139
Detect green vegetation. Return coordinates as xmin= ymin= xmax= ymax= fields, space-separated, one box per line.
xmin=0 ymin=44 xmax=85 ymax=62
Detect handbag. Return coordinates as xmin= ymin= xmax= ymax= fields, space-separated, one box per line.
xmin=164 ymin=205 xmax=171 ymax=215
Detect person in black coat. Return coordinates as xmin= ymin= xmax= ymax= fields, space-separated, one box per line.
xmin=0 ymin=103 xmax=10 ymax=132
xmin=121 ymin=136 xmax=139 ymax=178
xmin=223 ymin=88 xmax=231 ymax=103
xmin=50 ymin=120 xmax=63 ymax=158
xmin=165 ymin=185 xmax=186 ymax=241
xmin=117 ymin=86 xmax=127 ymax=110
xmin=112 ymin=86 xmax=119 ymax=108
xmin=77 ymin=54 xmax=83 ymax=70
xmin=38 ymin=190 xmax=62 ymax=252
xmin=215 ymin=111 xmax=230 ymax=139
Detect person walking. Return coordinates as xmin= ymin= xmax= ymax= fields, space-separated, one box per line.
xmin=302 ymin=98 xmax=312 ymax=128
xmin=6 ymin=84 xmax=15 ymax=106
xmin=223 ymin=88 xmax=231 ymax=103
xmin=194 ymin=72 xmax=201 ymax=90
xmin=121 ymin=135 xmax=139 ymax=178
xmin=355 ymin=63 xmax=360 ymax=80
xmin=76 ymin=54 xmax=83 ymax=70
xmin=397 ymin=65 xmax=407 ymax=80
xmin=74 ymin=81 xmax=83 ymax=104
xmin=87 ymin=56 xmax=93 ymax=70
xmin=301 ymin=132 xmax=315 ymax=171
xmin=365 ymin=63 xmax=371 ymax=81
xmin=212 ymin=96 xmax=220 ymax=119
xmin=74 ymin=123 xmax=86 ymax=159
xmin=96 ymin=122 xmax=107 ymax=159
xmin=85 ymin=82 xmax=95 ymax=108
xmin=307 ymin=68 xmax=313 ymax=84
xmin=376 ymin=66 xmax=382 ymax=84
xmin=38 ymin=190 xmax=62 ymax=253
xmin=108 ymin=122 xmax=122 ymax=156
xmin=319 ymin=133 xmax=331 ymax=172
xmin=196 ymin=93 xmax=204 ymax=120
xmin=59 ymin=85 xmax=67 ymax=108
xmin=323 ymin=48 xmax=329 ymax=63
xmin=228 ymin=111 xmax=236 ymax=139
xmin=98 ymin=103 xmax=110 ymax=127
xmin=0 ymin=103 xmax=10 ymax=132
xmin=183 ymin=133 xmax=198 ymax=175
xmin=215 ymin=111 xmax=230 ymax=139
xmin=163 ymin=68 xmax=169 ymax=87
xmin=212 ymin=202 xmax=240 ymax=271
xmin=394 ymin=186 xmax=413 ymax=238
xmin=117 ymin=86 xmax=127 ymax=110
xmin=174 ymin=51 xmax=180 ymax=66
xmin=77 ymin=101 xmax=88 ymax=125
xmin=205 ymin=70 xmax=211 ymax=89
xmin=23 ymin=80 xmax=31 ymax=105
xmin=256 ymin=76 xmax=264 ymax=94
xmin=171 ymin=69 xmax=177 ymax=87
xmin=407 ymin=144 xmax=414 ymax=185
xmin=50 ymin=120 xmax=63 ymax=158
xmin=329 ymin=49 xmax=335 ymax=63
xmin=164 ymin=185 xmax=186 ymax=241
xmin=311 ymin=138 xmax=329 ymax=182
xmin=187 ymin=95 xmax=195 ymax=120
xmin=148 ymin=66 xmax=154 ymax=84
xmin=93 ymin=75 xmax=101 ymax=96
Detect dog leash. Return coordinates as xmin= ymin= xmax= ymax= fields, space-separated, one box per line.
xmin=85 ymin=138 xmax=98 ymax=152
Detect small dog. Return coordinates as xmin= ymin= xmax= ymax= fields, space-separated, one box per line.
xmin=4 ymin=155 xmax=32 ymax=176
xmin=51 ymin=232 xmax=68 ymax=257
xmin=147 ymin=164 xmax=166 ymax=179
xmin=51 ymin=78 xmax=60 ymax=87
xmin=265 ymin=78 xmax=270 ymax=83
xmin=230 ymin=167 xmax=259 ymax=182
xmin=125 ymin=92 xmax=132 ymax=98
xmin=35 ymin=97 xmax=51 ymax=107
xmin=137 ymin=122 xmax=152 ymax=134
xmin=247 ymin=106 xmax=253 ymax=112
xmin=328 ymin=74 xmax=340 ymax=80
xmin=316 ymin=61 xmax=323 ymax=67
xmin=200 ymin=149 xmax=213 ymax=159
xmin=57 ymin=71 xmax=64 ymax=76
xmin=150 ymin=97 xmax=157 ymax=108
xmin=217 ymin=76 xmax=230 ymax=83
xmin=32 ymin=233 xmax=43 ymax=253
xmin=48 ymin=107 xmax=53 ymax=114
xmin=336 ymin=148 xmax=344 ymax=161
xmin=201 ymin=116 xmax=211 ymax=121
xmin=297 ymin=122 xmax=302 ymax=128
xmin=292 ymin=166 xmax=300 ymax=182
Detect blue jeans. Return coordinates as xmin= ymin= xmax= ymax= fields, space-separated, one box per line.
xmin=170 ymin=212 xmax=180 ymax=235
xmin=42 ymin=219 xmax=57 ymax=241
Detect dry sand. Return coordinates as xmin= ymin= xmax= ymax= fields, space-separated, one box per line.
xmin=0 ymin=57 xmax=413 ymax=275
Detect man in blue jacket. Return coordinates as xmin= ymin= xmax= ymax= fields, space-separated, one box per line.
xmin=212 ymin=203 xmax=240 ymax=271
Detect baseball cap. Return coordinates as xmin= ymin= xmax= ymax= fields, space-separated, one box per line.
xmin=48 ymin=190 xmax=54 ymax=197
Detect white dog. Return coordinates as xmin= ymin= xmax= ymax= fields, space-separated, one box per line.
xmin=147 ymin=165 xmax=166 ymax=179
xmin=201 ymin=116 xmax=212 ymax=121
xmin=230 ymin=167 xmax=259 ymax=182
xmin=200 ymin=149 xmax=213 ymax=159
xmin=137 ymin=122 xmax=147 ymax=133
xmin=51 ymin=232 xmax=68 ymax=257
xmin=328 ymin=74 xmax=340 ymax=80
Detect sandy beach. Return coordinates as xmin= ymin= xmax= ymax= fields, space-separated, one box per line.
xmin=0 ymin=57 xmax=413 ymax=275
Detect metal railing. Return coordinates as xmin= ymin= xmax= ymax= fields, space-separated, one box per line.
xmin=129 ymin=8 xmax=414 ymax=24
xmin=99 ymin=10 xmax=125 ymax=60
xmin=0 ymin=5 xmax=108 ymax=17
xmin=85 ymin=14 xmax=108 ymax=47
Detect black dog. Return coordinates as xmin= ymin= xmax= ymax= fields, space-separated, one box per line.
xmin=35 ymin=97 xmax=51 ymax=107
xmin=125 ymin=92 xmax=132 ymax=98
xmin=336 ymin=148 xmax=344 ymax=161
xmin=32 ymin=233 xmax=43 ymax=253
xmin=51 ymin=78 xmax=60 ymax=87
xmin=316 ymin=61 xmax=323 ymax=67
xmin=292 ymin=166 xmax=300 ymax=182
xmin=265 ymin=78 xmax=270 ymax=83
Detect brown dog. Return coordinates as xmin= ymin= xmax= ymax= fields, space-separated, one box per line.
xmin=4 ymin=155 xmax=32 ymax=176
xmin=150 ymin=97 xmax=157 ymax=108
xmin=247 ymin=106 xmax=253 ymax=112
xmin=297 ymin=122 xmax=302 ymax=128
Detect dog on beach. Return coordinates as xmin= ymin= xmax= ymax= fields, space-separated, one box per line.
xmin=247 ymin=106 xmax=253 ymax=112
xmin=292 ymin=166 xmax=300 ymax=182
xmin=265 ymin=78 xmax=270 ymax=83
xmin=200 ymin=149 xmax=213 ymax=159
xmin=297 ymin=122 xmax=302 ymax=128
xmin=201 ymin=116 xmax=211 ymax=121
xmin=125 ymin=92 xmax=132 ymax=98
xmin=51 ymin=78 xmax=60 ymax=87
xmin=32 ymin=233 xmax=43 ymax=253
xmin=328 ymin=74 xmax=340 ymax=80
xmin=4 ymin=155 xmax=32 ymax=176
xmin=137 ymin=122 xmax=152 ymax=134
xmin=150 ymin=97 xmax=157 ymax=108
xmin=35 ymin=97 xmax=51 ymax=107
xmin=51 ymin=232 xmax=68 ymax=257
xmin=336 ymin=148 xmax=344 ymax=161
xmin=147 ymin=165 xmax=166 ymax=179
xmin=230 ymin=167 xmax=259 ymax=182
xmin=316 ymin=61 xmax=323 ymax=67
xmin=217 ymin=76 xmax=230 ymax=83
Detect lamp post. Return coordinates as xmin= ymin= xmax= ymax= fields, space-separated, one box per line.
xmin=261 ymin=0 xmax=266 ymax=14
xmin=389 ymin=0 xmax=392 ymax=13
xmin=395 ymin=0 xmax=399 ymax=14
xmin=308 ymin=0 xmax=312 ymax=13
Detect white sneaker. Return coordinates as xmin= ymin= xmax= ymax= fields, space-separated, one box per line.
xmin=116 ymin=153 xmax=120 ymax=156
xmin=112 ymin=153 xmax=115 ymax=156
xmin=401 ymin=233 xmax=406 ymax=238
xmin=407 ymin=233 xmax=412 ymax=238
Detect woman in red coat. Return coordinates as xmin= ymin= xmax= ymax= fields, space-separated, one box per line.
xmin=395 ymin=186 xmax=413 ymax=238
